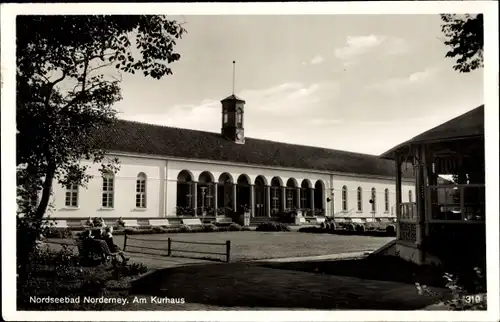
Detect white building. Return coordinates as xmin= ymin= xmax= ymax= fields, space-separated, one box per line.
xmin=45 ymin=94 xmax=415 ymax=227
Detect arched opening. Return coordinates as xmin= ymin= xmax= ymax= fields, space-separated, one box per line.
xmin=300 ymin=179 xmax=312 ymax=214
xmin=314 ymin=180 xmax=324 ymax=215
xmin=217 ymin=173 xmax=234 ymax=213
xmin=198 ymin=171 xmax=214 ymax=216
xmin=237 ymin=174 xmax=251 ymax=213
xmin=286 ymin=178 xmax=297 ymax=210
xmin=270 ymin=177 xmax=282 ymax=215
xmin=177 ymin=170 xmax=194 ymax=216
xmin=254 ymin=176 xmax=266 ymax=217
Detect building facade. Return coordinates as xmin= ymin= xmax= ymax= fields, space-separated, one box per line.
xmin=41 ymin=93 xmax=415 ymax=226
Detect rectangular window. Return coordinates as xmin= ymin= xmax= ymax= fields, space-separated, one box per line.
xmin=102 ymin=176 xmax=114 ymax=208
xmin=65 ymin=184 xmax=79 ymax=207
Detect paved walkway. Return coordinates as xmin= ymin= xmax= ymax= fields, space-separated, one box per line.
xmin=120 ymin=260 xmax=446 ymax=310
xmin=252 ymin=250 xmax=373 ymax=263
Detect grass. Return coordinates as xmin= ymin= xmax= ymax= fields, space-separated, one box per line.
xmin=48 ymin=231 xmax=393 ymax=263
xmin=113 ymin=231 xmax=393 ymax=262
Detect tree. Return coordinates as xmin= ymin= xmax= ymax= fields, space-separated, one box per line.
xmin=16 ymin=15 xmax=186 ymax=222
xmin=440 ymin=14 xmax=483 ymax=73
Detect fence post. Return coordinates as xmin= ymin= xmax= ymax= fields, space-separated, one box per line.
xmin=167 ymin=238 xmax=172 ymax=256
xmin=123 ymin=233 xmax=128 ymax=251
xmin=226 ymin=240 xmax=231 ymax=263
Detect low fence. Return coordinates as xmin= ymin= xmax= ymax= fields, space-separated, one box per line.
xmin=123 ymin=234 xmax=231 ymax=262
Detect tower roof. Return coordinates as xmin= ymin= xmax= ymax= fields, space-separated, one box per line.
xmin=221 ymin=94 xmax=245 ymax=103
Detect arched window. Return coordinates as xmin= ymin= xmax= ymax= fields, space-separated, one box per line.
xmin=65 ymin=184 xmax=79 ymax=207
xmin=102 ymin=171 xmax=115 ymax=208
xmin=136 ymin=173 xmax=147 ymax=208
xmin=371 ymin=188 xmax=376 ymax=213
xmin=384 ymin=188 xmax=389 ymax=212
xmin=177 ymin=170 xmax=194 ymax=215
xmin=409 ymin=190 xmax=413 ymax=203
xmin=357 ymin=187 xmax=362 ymax=211
xmin=341 ymin=186 xmax=348 ymax=211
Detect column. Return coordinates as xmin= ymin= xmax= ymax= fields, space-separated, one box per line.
xmin=281 ymin=186 xmax=286 ymax=211
xmin=192 ymin=181 xmax=198 ymax=216
xmin=232 ymin=183 xmax=237 ymax=211
xmin=213 ymin=182 xmax=218 ymax=216
xmin=250 ymin=184 xmax=255 ymax=217
xmin=416 ymin=146 xmax=426 ymax=265
xmin=265 ymin=185 xmax=271 ymax=217
xmin=310 ymin=188 xmax=315 ymax=215
xmin=395 ymin=155 xmax=402 ymax=240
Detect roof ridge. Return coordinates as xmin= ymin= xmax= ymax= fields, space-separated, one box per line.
xmin=116 ymin=118 xmax=380 ymax=157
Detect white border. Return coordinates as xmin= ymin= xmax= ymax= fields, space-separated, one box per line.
xmin=1 ymin=2 xmax=499 ymax=321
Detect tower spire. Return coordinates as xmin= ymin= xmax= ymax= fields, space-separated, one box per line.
xmin=232 ymin=60 xmax=236 ymax=95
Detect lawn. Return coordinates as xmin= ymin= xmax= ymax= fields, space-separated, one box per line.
xmin=48 ymin=231 xmax=393 ymax=263
xmin=112 ymin=231 xmax=393 ymax=262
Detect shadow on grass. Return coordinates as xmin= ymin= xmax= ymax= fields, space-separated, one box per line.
xmin=130 ymin=261 xmax=443 ymax=310
xmin=298 ymin=226 xmax=396 ymax=237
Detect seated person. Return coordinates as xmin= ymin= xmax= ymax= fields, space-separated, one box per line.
xmin=102 ymin=226 xmax=129 ymax=262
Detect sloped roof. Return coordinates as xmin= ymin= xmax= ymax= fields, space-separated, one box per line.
xmin=91 ymin=120 xmax=414 ymax=179
xmin=380 ymin=105 xmax=484 ymax=160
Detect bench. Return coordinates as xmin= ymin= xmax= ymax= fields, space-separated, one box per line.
xmin=181 ymin=218 xmax=203 ymax=226
xmin=122 ymin=219 xmax=139 ymax=227
xmin=137 ymin=219 xmax=151 ymax=227
xmin=149 ymin=219 xmax=170 ymax=227
xmin=76 ymin=238 xmax=122 ymax=264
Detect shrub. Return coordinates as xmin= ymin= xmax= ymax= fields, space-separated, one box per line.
xmin=256 ymin=221 xmax=291 ymax=232
xmin=298 ymin=226 xmax=323 ymax=233
xmin=241 ymin=225 xmax=252 ymax=231
xmin=179 ymin=224 xmax=192 ymax=233
xmin=42 ymin=227 xmax=73 ymax=239
xmin=227 ymin=223 xmax=242 ymax=231
xmin=152 ymin=226 xmax=168 ymax=233
xmin=79 ymin=277 xmax=108 ymax=297
xmin=124 ymin=228 xmax=138 ymax=234
xmin=416 ymin=267 xmax=487 ymax=310
xmin=202 ymin=223 xmax=218 ymax=232
xmin=112 ymin=262 xmax=148 ymax=279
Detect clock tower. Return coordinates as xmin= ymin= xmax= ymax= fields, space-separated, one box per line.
xmin=221 ymin=94 xmax=245 ymax=144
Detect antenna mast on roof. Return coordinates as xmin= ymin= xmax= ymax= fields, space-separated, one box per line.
xmin=232 ymin=60 xmax=236 ymax=95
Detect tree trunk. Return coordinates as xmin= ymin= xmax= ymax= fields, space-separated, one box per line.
xmin=34 ymin=163 xmax=55 ymax=219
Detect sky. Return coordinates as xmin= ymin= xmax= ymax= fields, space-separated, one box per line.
xmin=115 ymin=14 xmax=484 ymax=156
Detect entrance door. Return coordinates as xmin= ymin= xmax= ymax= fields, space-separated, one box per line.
xmin=255 ymin=177 xmax=266 ymax=217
